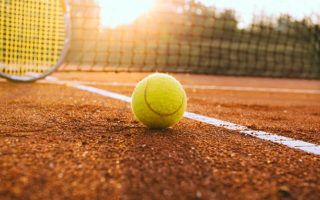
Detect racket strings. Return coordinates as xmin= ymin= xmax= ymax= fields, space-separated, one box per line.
xmin=0 ymin=0 xmax=65 ymax=76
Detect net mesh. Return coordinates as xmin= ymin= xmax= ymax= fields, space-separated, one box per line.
xmin=0 ymin=0 xmax=66 ymax=77
xmin=2 ymin=0 xmax=319 ymax=79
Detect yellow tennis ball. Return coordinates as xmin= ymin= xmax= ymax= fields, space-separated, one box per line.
xmin=131 ymin=73 xmax=187 ymax=129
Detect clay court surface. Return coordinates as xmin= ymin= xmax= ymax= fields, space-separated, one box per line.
xmin=0 ymin=72 xmax=319 ymax=199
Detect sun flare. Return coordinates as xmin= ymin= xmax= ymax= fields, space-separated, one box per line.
xmin=100 ymin=0 xmax=154 ymax=28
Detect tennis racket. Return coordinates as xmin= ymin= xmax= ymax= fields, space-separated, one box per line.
xmin=0 ymin=0 xmax=70 ymax=82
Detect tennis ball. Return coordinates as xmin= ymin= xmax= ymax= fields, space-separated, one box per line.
xmin=131 ymin=73 xmax=187 ymax=129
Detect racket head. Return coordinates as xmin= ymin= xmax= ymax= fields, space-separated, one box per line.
xmin=0 ymin=0 xmax=70 ymax=82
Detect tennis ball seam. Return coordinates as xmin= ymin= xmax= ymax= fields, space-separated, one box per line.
xmin=144 ymin=79 xmax=184 ymax=117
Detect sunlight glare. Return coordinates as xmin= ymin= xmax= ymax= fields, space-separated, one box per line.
xmin=100 ymin=0 xmax=153 ymax=28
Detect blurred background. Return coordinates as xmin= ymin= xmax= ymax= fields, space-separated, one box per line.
xmin=61 ymin=0 xmax=320 ymax=78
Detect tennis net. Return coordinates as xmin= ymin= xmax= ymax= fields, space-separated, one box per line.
xmin=61 ymin=0 xmax=320 ymax=79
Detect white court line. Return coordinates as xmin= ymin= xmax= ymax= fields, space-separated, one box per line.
xmin=47 ymin=77 xmax=320 ymax=155
xmin=40 ymin=79 xmax=320 ymax=94
xmin=183 ymin=85 xmax=320 ymax=94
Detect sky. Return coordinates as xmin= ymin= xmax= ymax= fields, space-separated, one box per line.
xmin=199 ymin=0 xmax=320 ymax=28
xmin=99 ymin=0 xmax=320 ymax=28
xmin=100 ymin=0 xmax=153 ymax=28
